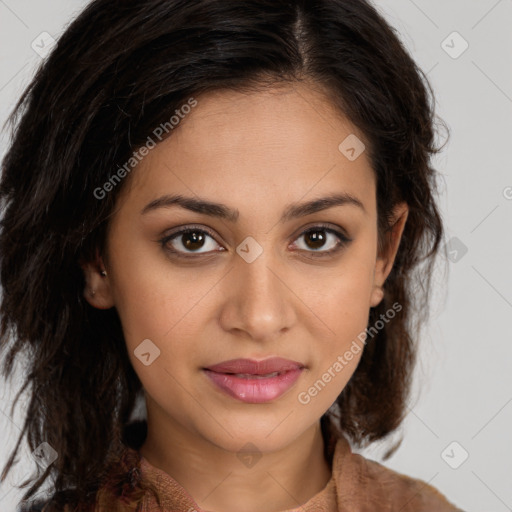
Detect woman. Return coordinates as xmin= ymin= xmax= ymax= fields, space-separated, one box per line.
xmin=0 ymin=0 xmax=461 ymax=510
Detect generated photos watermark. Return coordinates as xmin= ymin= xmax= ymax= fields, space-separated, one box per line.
xmin=94 ymin=97 xmax=198 ymax=200
xmin=297 ymin=301 xmax=402 ymax=405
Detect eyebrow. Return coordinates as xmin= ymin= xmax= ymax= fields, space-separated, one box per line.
xmin=140 ymin=192 xmax=366 ymax=222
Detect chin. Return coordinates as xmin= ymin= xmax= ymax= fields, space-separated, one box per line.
xmin=197 ymin=415 xmax=307 ymax=454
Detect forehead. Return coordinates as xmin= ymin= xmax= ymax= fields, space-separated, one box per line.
xmin=169 ymin=84 xmax=366 ymax=162
xmin=117 ymin=83 xmax=376 ymax=220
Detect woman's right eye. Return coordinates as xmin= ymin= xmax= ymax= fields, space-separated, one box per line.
xmin=160 ymin=227 xmax=223 ymax=257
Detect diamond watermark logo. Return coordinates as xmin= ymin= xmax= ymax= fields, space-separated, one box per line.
xmin=237 ymin=442 xmax=262 ymax=468
xmin=31 ymin=32 xmax=56 ymax=59
xmin=441 ymin=441 xmax=469 ymax=469
xmin=236 ymin=236 xmax=263 ymax=263
xmin=134 ymin=338 xmax=161 ymax=366
xmin=338 ymin=134 xmax=366 ymax=161
xmin=441 ymin=32 xmax=469 ymax=60
xmin=31 ymin=442 xmax=58 ymax=470
xmin=445 ymin=237 xmax=468 ymax=263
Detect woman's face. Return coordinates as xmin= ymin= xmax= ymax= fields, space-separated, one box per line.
xmin=84 ymin=83 xmax=407 ymax=453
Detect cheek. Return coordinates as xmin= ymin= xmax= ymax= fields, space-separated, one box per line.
xmin=107 ymin=232 xmax=194 ymax=341
xmin=299 ymin=243 xmax=376 ymax=391
xmin=306 ymin=246 xmax=376 ymax=333
xmin=109 ymin=251 xmax=211 ymax=387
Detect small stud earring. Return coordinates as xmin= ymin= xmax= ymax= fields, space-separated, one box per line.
xmin=91 ymin=289 xmax=96 ymax=296
xmin=100 ymin=270 xmax=107 ymax=277
xmin=371 ymin=286 xmax=384 ymax=307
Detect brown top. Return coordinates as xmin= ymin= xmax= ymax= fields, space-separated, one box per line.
xmin=90 ymin=434 xmax=463 ymax=512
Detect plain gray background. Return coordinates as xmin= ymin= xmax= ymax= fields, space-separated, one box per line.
xmin=0 ymin=1 xmax=511 ymax=511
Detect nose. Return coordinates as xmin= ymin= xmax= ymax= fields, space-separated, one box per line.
xmin=218 ymin=250 xmax=297 ymax=342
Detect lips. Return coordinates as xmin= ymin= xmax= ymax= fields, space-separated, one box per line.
xmin=203 ymin=357 xmax=305 ymax=403
xmin=204 ymin=357 xmax=304 ymax=376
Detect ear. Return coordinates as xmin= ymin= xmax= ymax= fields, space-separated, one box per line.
xmin=78 ymin=247 xmax=115 ymax=309
xmin=370 ymin=202 xmax=409 ymax=308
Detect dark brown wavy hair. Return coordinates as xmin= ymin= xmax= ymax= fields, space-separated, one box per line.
xmin=0 ymin=0 xmax=449 ymax=510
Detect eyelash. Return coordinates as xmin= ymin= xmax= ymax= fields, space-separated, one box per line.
xmin=158 ymin=223 xmax=352 ymax=260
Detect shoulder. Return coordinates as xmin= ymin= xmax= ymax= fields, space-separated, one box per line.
xmin=350 ymin=451 xmax=463 ymax=511
xmin=330 ymin=436 xmax=464 ymax=511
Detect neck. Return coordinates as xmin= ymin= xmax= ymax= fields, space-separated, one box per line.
xmin=139 ymin=407 xmax=332 ymax=512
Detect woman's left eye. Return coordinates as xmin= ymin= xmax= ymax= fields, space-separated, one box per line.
xmin=291 ymin=226 xmax=351 ymax=255
xmin=159 ymin=224 xmax=351 ymax=259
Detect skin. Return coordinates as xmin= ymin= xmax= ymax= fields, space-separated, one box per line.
xmin=82 ymin=82 xmax=408 ymax=512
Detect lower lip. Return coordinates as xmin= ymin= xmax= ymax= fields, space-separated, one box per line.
xmin=203 ymin=368 xmax=303 ymax=403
